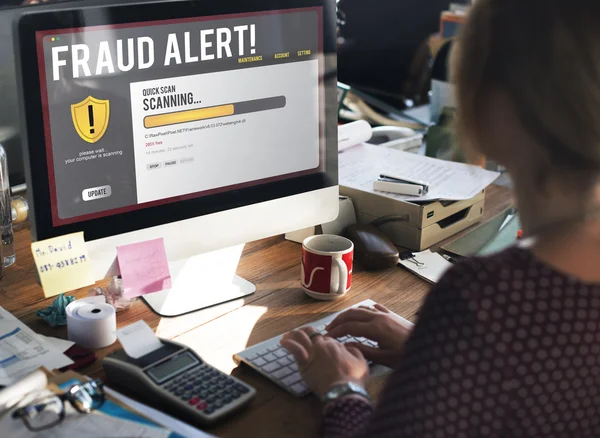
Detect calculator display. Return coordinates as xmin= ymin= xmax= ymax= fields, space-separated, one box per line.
xmin=147 ymin=352 xmax=198 ymax=383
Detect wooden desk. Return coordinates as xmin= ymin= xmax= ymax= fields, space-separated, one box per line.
xmin=1 ymin=185 xmax=512 ymax=437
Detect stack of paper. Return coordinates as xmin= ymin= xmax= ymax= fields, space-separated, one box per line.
xmin=339 ymin=144 xmax=499 ymax=202
xmin=0 ymin=307 xmax=73 ymax=386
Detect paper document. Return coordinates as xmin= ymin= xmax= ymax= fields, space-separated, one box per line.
xmin=0 ymin=307 xmax=73 ymax=386
xmin=40 ymin=335 xmax=75 ymax=353
xmin=30 ymin=232 xmax=95 ymax=298
xmin=339 ymin=144 xmax=499 ymax=202
xmin=398 ymin=250 xmax=453 ymax=284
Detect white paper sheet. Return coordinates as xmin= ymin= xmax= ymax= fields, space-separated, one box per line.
xmin=339 ymin=144 xmax=500 ymax=202
xmin=40 ymin=336 xmax=75 ymax=353
xmin=0 ymin=307 xmax=73 ymax=386
xmin=398 ymin=250 xmax=453 ymax=284
xmin=116 ymin=320 xmax=163 ymax=359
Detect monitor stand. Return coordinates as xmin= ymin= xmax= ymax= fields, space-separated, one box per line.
xmin=142 ymin=245 xmax=256 ymax=317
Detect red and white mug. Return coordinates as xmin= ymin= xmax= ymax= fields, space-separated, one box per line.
xmin=301 ymin=234 xmax=353 ymax=300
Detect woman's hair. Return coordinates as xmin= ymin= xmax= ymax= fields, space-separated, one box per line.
xmin=451 ymin=0 xmax=600 ymax=174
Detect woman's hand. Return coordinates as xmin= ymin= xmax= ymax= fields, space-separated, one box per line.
xmin=280 ymin=326 xmax=369 ymax=399
xmin=325 ymin=304 xmax=412 ymax=368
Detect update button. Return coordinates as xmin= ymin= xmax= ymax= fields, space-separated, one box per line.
xmin=82 ymin=185 xmax=112 ymax=201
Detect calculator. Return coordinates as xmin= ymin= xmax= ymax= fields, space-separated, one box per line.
xmin=103 ymin=338 xmax=256 ymax=426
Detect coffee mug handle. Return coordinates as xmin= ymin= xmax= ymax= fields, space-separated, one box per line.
xmin=333 ymin=258 xmax=348 ymax=295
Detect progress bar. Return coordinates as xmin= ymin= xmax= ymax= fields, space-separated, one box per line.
xmin=144 ymin=96 xmax=286 ymax=129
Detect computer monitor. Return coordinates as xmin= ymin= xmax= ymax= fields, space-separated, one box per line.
xmin=15 ymin=0 xmax=339 ymax=316
xmin=0 ymin=0 xmax=185 ymax=189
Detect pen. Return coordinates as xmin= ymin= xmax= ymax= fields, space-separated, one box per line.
xmin=442 ymin=254 xmax=460 ymax=264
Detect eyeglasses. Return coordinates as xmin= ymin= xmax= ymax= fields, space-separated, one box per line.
xmin=12 ymin=379 xmax=106 ymax=432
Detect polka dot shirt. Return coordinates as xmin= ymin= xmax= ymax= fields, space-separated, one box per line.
xmin=322 ymin=247 xmax=600 ymax=437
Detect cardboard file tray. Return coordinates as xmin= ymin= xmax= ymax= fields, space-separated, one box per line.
xmin=340 ymin=186 xmax=485 ymax=251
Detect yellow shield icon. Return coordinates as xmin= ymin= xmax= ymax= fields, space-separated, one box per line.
xmin=71 ymin=96 xmax=110 ymax=143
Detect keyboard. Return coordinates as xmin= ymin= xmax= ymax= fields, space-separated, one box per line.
xmin=233 ymin=299 xmax=413 ymax=396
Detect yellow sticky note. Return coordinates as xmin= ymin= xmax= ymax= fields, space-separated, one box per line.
xmin=31 ymin=232 xmax=95 ymax=298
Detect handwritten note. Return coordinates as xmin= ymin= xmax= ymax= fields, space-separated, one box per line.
xmin=31 ymin=232 xmax=95 ymax=298
xmin=116 ymin=238 xmax=172 ymax=298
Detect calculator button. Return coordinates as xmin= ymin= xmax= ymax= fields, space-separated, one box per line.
xmin=175 ymin=389 xmax=184 ymax=396
xmin=267 ymin=344 xmax=279 ymax=352
xmin=205 ymin=407 xmax=215 ymax=414
xmin=188 ymin=396 xmax=200 ymax=405
xmin=214 ymin=401 xmax=224 ymax=409
xmin=264 ymin=353 xmax=277 ymax=362
xmin=262 ymin=362 xmax=281 ymax=373
xmin=274 ymin=349 xmax=288 ymax=358
xmin=234 ymin=384 xmax=250 ymax=394
xmin=185 ymin=384 xmax=193 ymax=390
xmin=196 ymin=401 xmax=208 ymax=411
xmin=258 ymin=349 xmax=269 ymax=356
xmin=246 ymin=352 xmax=259 ymax=361
xmin=183 ymin=392 xmax=191 ymax=400
xmin=290 ymin=362 xmax=299 ymax=371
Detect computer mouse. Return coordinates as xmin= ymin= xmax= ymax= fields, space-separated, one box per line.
xmin=345 ymin=224 xmax=399 ymax=270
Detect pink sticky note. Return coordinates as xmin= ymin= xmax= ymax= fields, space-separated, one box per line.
xmin=116 ymin=238 xmax=172 ymax=298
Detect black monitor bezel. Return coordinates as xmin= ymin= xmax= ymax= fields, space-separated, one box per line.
xmin=16 ymin=0 xmax=337 ymax=242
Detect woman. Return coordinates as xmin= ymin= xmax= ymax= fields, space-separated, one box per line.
xmin=281 ymin=1 xmax=600 ymax=436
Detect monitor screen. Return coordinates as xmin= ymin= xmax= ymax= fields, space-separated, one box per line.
xmin=34 ymin=7 xmax=324 ymax=227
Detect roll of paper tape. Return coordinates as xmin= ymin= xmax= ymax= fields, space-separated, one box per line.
xmin=66 ymin=296 xmax=117 ymax=349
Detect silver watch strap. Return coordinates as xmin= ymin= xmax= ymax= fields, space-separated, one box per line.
xmin=322 ymin=381 xmax=370 ymax=405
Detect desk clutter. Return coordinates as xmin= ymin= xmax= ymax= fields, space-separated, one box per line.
xmin=0 ymin=306 xmax=256 ymax=433
xmin=339 ymin=143 xmax=500 ymax=251
xmin=0 ymin=369 xmax=214 ymax=437
xmin=104 ymin=322 xmax=256 ymax=426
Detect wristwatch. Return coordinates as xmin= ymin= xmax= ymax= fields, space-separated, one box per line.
xmin=322 ymin=381 xmax=370 ymax=405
